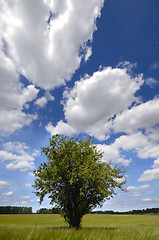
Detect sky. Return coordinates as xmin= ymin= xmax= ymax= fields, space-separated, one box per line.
xmin=0 ymin=0 xmax=159 ymax=213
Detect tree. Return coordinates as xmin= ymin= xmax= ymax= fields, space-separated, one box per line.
xmin=33 ymin=134 xmax=126 ymax=229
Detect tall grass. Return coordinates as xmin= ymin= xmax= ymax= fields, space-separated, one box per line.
xmin=0 ymin=214 xmax=159 ymax=240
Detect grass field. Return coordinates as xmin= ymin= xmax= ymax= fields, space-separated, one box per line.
xmin=0 ymin=214 xmax=159 ymax=239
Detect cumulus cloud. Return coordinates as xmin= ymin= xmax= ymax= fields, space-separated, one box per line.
xmin=0 ymin=0 xmax=105 ymax=135
xmin=94 ymin=130 xmax=159 ymax=168
xmin=46 ymin=120 xmax=77 ymax=136
xmin=0 ymin=180 xmax=10 ymax=189
xmin=35 ymin=91 xmax=54 ymax=108
xmin=0 ymin=0 xmax=104 ymax=90
xmin=96 ymin=144 xmax=132 ymax=166
xmin=113 ymin=131 xmax=159 ymax=160
xmin=6 ymin=161 xmax=34 ymax=172
xmin=46 ymin=65 xmax=143 ymax=140
xmin=35 ymin=97 xmax=48 ymax=108
xmin=0 ymin=50 xmax=38 ymax=134
xmin=138 ymin=168 xmax=159 ymax=182
xmin=146 ymin=128 xmax=159 ymax=142
xmin=4 ymin=141 xmax=29 ymax=154
xmin=112 ymin=98 xmax=159 ymax=134
xmin=0 ymin=110 xmax=38 ymax=134
xmin=113 ymin=132 xmax=149 ymax=151
xmin=0 ymin=142 xmax=36 ymax=171
xmin=152 ymin=159 xmax=159 ymax=168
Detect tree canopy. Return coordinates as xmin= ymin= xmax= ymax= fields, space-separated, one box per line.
xmin=33 ymin=134 xmax=126 ymax=229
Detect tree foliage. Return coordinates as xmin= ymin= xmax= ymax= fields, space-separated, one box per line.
xmin=33 ymin=135 xmax=126 ymax=229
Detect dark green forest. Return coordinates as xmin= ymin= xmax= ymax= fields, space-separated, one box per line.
xmin=0 ymin=206 xmax=159 ymax=214
xmin=91 ymin=208 xmax=159 ymax=215
xmin=0 ymin=206 xmax=32 ymax=214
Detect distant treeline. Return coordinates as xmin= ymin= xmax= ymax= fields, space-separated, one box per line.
xmin=1 ymin=206 xmax=159 ymax=214
xmin=36 ymin=207 xmax=60 ymax=214
xmin=0 ymin=206 xmax=32 ymax=214
xmin=91 ymin=208 xmax=159 ymax=215
xmin=37 ymin=207 xmax=159 ymax=214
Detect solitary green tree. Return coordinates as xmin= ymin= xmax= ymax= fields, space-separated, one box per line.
xmin=33 ymin=135 xmax=126 ymax=229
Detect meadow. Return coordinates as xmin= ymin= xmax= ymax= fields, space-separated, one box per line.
xmin=0 ymin=214 xmax=159 ymax=240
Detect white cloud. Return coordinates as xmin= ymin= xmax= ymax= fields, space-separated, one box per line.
xmin=138 ymin=168 xmax=159 ymax=182
xmin=35 ymin=92 xmax=55 ymax=108
xmin=146 ymin=128 xmax=159 ymax=142
xmin=0 ymin=180 xmax=10 ymax=189
xmin=0 ymin=50 xmax=38 ymax=134
xmin=46 ymin=120 xmax=77 ymax=136
xmin=112 ymin=98 xmax=159 ymax=134
xmin=95 ymin=130 xmax=159 ymax=167
xmin=145 ymin=77 xmax=158 ymax=87
xmin=84 ymin=47 xmax=92 ymax=62
xmin=97 ymin=144 xmax=132 ymax=166
xmin=0 ymin=110 xmax=37 ymax=134
xmin=112 ymin=131 xmax=159 ymax=161
xmin=113 ymin=132 xmax=149 ymax=151
xmin=114 ymin=177 xmax=126 ymax=184
xmin=47 ymin=65 xmax=143 ymax=140
xmin=35 ymin=96 xmax=48 ymax=108
xmin=95 ymin=131 xmax=159 ymax=168
xmin=0 ymin=142 xmax=36 ymax=171
xmin=0 ymin=0 xmax=104 ymax=90
xmin=127 ymin=184 xmax=150 ymax=191
xmin=0 ymin=0 xmax=105 ymax=135
xmin=0 ymin=52 xmax=38 ymax=110
xmin=6 ymin=161 xmax=34 ymax=172
xmin=4 ymin=141 xmax=28 ymax=154
xmin=2 ymin=191 xmax=13 ymax=196
xmin=152 ymin=159 xmax=159 ymax=168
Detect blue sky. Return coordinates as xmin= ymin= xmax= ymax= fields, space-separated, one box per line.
xmin=0 ymin=0 xmax=159 ymax=213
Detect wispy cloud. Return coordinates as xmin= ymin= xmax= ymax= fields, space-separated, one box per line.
xmin=0 ymin=180 xmax=10 ymax=189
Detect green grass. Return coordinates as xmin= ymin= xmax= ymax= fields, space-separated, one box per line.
xmin=0 ymin=214 xmax=159 ymax=239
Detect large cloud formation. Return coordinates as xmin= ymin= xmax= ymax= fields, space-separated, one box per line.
xmin=0 ymin=0 xmax=104 ymax=134
xmin=46 ymin=63 xmax=159 ymax=176
xmin=0 ymin=0 xmax=104 ymax=89
xmin=46 ymin=65 xmax=144 ymax=140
